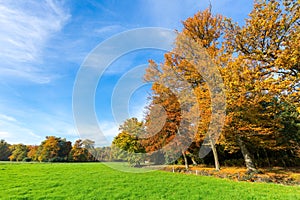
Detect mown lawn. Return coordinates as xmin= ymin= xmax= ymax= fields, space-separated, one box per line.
xmin=0 ymin=162 xmax=299 ymax=200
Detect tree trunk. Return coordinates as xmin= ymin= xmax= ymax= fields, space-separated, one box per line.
xmin=237 ymin=137 xmax=257 ymax=173
xmin=210 ymin=140 xmax=220 ymax=171
xmin=182 ymin=150 xmax=189 ymax=170
xmin=263 ymin=148 xmax=271 ymax=168
xmin=191 ymin=157 xmax=198 ymax=165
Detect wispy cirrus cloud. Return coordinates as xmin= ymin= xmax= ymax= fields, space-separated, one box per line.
xmin=94 ymin=25 xmax=125 ymax=35
xmin=0 ymin=114 xmax=17 ymax=122
xmin=0 ymin=0 xmax=70 ymax=83
xmin=0 ymin=109 xmax=79 ymax=145
xmin=0 ymin=113 xmax=42 ymax=144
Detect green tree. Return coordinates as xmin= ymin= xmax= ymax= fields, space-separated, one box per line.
xmin=111 ymin=118 xmax=145 ymax=167
xmin=94 ymin=146 xmax=111 ymax=161
xmin=275 ymin=102 xmax=300 ymax=165
xmin=9 ymin=144 xmax=28 ymax=161
xmin=0 ymin=139 xmax=11 ymax=161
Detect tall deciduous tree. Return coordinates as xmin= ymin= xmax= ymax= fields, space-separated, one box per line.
xmin=222 ymin=0 xmax=299 ymax=172
xmin=144 ymin=8 xmax=224 ymax=170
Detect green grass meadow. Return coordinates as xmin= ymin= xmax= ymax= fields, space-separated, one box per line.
xmin=0 ymin=162 xmax=299 ymax=200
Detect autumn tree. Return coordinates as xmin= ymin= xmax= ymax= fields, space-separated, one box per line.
xmin=82 ymin=139 xmax=96 ymax=161
xmin=221 ymin=56 xmax=283 ymax=172
xmin=142 ymin=78 xmax=183 ymax=165
xmin=143 ymin=71 xmax=201 ymax=169
xmin=221 ymin=0 xmax=300 ymax=172
xmin=144 ymin=8 xmax=225 ymax=170
xmin=37 ymin=136 xmax=72 ymax=162
xmin=69 ymin=139 xmax=94 ymax=162
xmin=27 ymin=145 xmax=39 ymax=161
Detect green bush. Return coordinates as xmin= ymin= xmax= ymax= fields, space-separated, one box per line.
xmin=22 ymin=157 xmax=32 ymax=162
xmin=48 ymin=157 xmax=66 ymax=162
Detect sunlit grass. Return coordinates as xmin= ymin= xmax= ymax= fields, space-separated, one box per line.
xmin=0 ymin=162 xmax=299 ymax=199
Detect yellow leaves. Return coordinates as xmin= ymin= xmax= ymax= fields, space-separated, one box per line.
xmin=182 ymin=8 xmax=223 ymax=49
xmin=225 ymin=0 xmax=299 ymax=74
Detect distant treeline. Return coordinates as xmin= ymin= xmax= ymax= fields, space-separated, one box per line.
xmin=0 ymin=137 xmax=111 ymax=162
xmin=1 ymin=128 xmax=299 ymax=169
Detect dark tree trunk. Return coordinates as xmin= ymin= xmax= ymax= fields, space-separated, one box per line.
xmin=263 ymin=148 xmax=271 ymax=168
xmin=237 ymin=136 xmax=257 ymax=173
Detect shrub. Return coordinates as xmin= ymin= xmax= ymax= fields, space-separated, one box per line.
xmin=22 ymin=157 xmax=32 ymax=162
xmin=48 ymin=157 xmax=65 ymax=162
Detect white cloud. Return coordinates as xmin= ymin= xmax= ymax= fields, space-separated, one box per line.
xmin=0 ymin=131 xmax=11 ymax=138
xmin=0 ymin=0 xmax=70 ymax=83
xmin=0 ymin=107 xmax=79 ymax=145
xmin=0 ymin=114 xmax=42 ymax=144
xmin=0 ymin=114 xmax=17 ymax=122
xmin=94 ymin=25 xmax=124 ymax=35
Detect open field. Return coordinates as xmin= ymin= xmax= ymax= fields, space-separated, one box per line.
xmin=0 ymin=162 xmax=299 ymax=200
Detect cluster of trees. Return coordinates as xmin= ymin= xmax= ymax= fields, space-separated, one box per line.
xmin=0 ymin=137 xmax=111 ymax=162
xmin=112 ymin=0 xmax=299 ymax=172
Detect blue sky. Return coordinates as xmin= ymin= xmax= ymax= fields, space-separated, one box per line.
xmin=0 ymin=0 xmax=253 ymax=145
